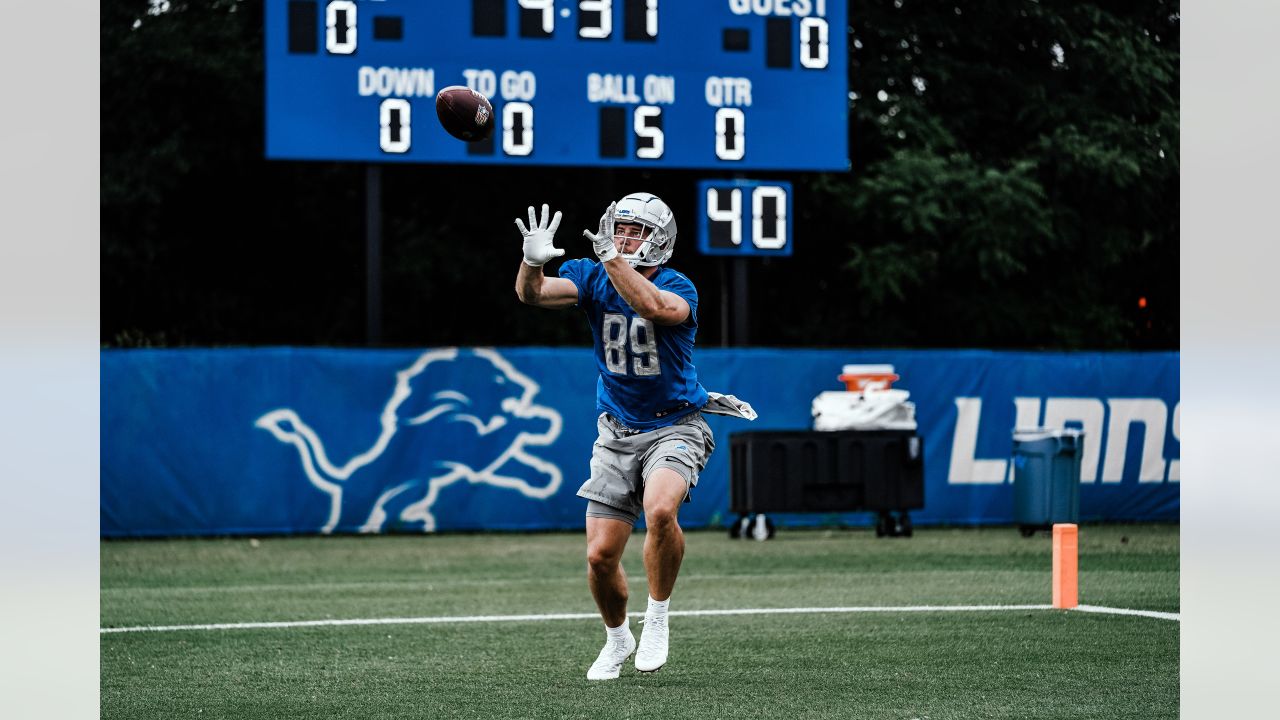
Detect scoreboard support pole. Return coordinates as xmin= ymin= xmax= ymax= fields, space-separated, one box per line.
xmin=719 ymin=257 xmax=751 ymax=346
xmin=719 ymin=260 xmax=729 ymax=347
xmin=732 ymin=257 xmax=750 ymax=346
xmin=365 ymin=164 xmax=383 ymax=346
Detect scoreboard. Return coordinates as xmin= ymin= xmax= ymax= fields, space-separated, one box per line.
xmin=265 ymin=1 xmax=849 ymax=170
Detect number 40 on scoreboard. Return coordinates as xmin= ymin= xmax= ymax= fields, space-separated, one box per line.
xmin=697 ymin=179 xmax=793 ymax=257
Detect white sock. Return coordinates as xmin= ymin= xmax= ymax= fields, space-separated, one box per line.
xmin=605 ymin=619 xmax=630 ymax=640
xmin=647 ymin=596 xmax=670 ymax=616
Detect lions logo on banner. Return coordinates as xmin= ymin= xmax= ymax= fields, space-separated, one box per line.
xmin=255 ymin=348 xmax=563 ymax=533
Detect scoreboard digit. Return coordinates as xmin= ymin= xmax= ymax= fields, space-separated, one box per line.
xmin=697 ymin=179 xmax=793 ymax=257
xmin=265 ymin=1 xmax=848 ymax=170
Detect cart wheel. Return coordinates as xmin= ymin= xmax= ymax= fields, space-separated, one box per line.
xmin=875 ymin=512 xmax=890 ymax=538
xmin=899 ymin=512 xmax=913 ymax=538
xmin=750 ymin=513 xmax=775 ymax=541
xmin=730 ymin=514 xmax=751 ymax=539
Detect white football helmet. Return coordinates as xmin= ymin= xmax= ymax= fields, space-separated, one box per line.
xmin=612 ymin=192 xmax=677 ymax=267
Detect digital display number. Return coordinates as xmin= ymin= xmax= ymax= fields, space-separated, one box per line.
xmin=697 ymin=179 xmax=793 ymax=257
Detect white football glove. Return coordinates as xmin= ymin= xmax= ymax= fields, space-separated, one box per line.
xmin=515 ymin=204 xmax=564 ymax=267
xmin=582 ymin=201 xmax=618 ymax=263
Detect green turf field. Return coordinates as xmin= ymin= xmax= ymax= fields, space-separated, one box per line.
xmin=101 ymin=525 xmax=1178 ymax=719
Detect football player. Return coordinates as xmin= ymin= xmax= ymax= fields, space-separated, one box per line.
xmin=514 ymin=193 xmax=753 ymax=679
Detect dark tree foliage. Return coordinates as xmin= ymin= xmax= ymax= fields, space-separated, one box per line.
xmin=101 ymin=1 xmax=1178 ymax=349
xmin=811 ymin=0 xmax=1181 ymax=349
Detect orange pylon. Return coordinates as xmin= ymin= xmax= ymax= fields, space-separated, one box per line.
xmin=1053 ymin=523 xmax=1079 ymax=609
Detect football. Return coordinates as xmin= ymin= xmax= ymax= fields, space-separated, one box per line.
xmin=435 ymin=86 xmax=495 ymax=142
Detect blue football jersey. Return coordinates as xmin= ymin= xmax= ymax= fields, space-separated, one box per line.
xmin=558 ymin=259 xmax=709 ymax=430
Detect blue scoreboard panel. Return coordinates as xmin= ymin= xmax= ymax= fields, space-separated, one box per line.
xmin=265 ymin=1 xmax=848 ymax=170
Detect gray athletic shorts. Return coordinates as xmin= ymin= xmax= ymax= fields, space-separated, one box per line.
xmin=578 ymin=411 xmax=715 ymax=526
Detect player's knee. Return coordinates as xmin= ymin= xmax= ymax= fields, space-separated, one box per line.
xmin=587 ymin=544 xmax=622 ymax=574
xmin=644 ymin=503 xmax=680 ymax=532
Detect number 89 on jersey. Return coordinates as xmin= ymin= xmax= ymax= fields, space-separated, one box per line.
xmin=696 ymin=180 xmax=793 ymax=257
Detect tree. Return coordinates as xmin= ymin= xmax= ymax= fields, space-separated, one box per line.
xmin=785 ymin=0 xmax=1179 ymax=348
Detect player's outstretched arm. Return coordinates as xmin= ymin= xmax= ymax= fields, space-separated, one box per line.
xmin=516 ymin=261 xmax=578 ymax=309
xmin=515 ymin=204 xmax=578 ymax=309
xmin=583 ymin=205 xmax=689 ymax=325
xmin=601 ymin=260 xmax=689 ymax=325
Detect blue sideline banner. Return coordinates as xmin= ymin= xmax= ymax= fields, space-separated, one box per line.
xmin=101 ymin=348 xmax=1179 ymax=537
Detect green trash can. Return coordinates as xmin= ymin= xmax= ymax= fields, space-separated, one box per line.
xmin=1011 ymin=428 xmax=1083 ymax=536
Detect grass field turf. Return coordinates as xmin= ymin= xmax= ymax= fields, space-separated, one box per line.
xmin=101 ymin=525 xmax=1178 ymax=719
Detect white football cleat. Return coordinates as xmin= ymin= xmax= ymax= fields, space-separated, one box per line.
xmin=635 ymin=613 xmax=669 ymax=672
xmin=586 ymin=630 xmax=636 ymax=681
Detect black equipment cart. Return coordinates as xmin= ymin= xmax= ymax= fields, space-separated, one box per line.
xmin=729 ymin=430 xmax=925 ymax=538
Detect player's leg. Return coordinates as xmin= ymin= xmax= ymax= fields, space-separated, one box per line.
xmin=577 ymin=412 xmax=661 ymax=678
xmin=635 ymin=466 xmax=690 ymax=673
xmin=585 ymin=509 xmax=638 ymax=680
xmin=586 ymin=513 xmax=633 ymax=626
xmin=634 ymin=415 xmax=713 ymax=673
xmin=640 ymin=467 xmax=689 ymax=601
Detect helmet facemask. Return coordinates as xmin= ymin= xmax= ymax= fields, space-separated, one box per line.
xmin=611 ymin=193 xmax=677 ymax=268
xmin=613 ymin=223 xmax=663 ymax=268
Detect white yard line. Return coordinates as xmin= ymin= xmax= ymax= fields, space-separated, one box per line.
xmin=100 ymin=603 xmax=1177 ymax=634
xmin=1071 ymin=604 xmax=1181 ymax=621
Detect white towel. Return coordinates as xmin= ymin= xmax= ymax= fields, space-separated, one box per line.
xmin=703 ymin=392 xmax=759 ymax=421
